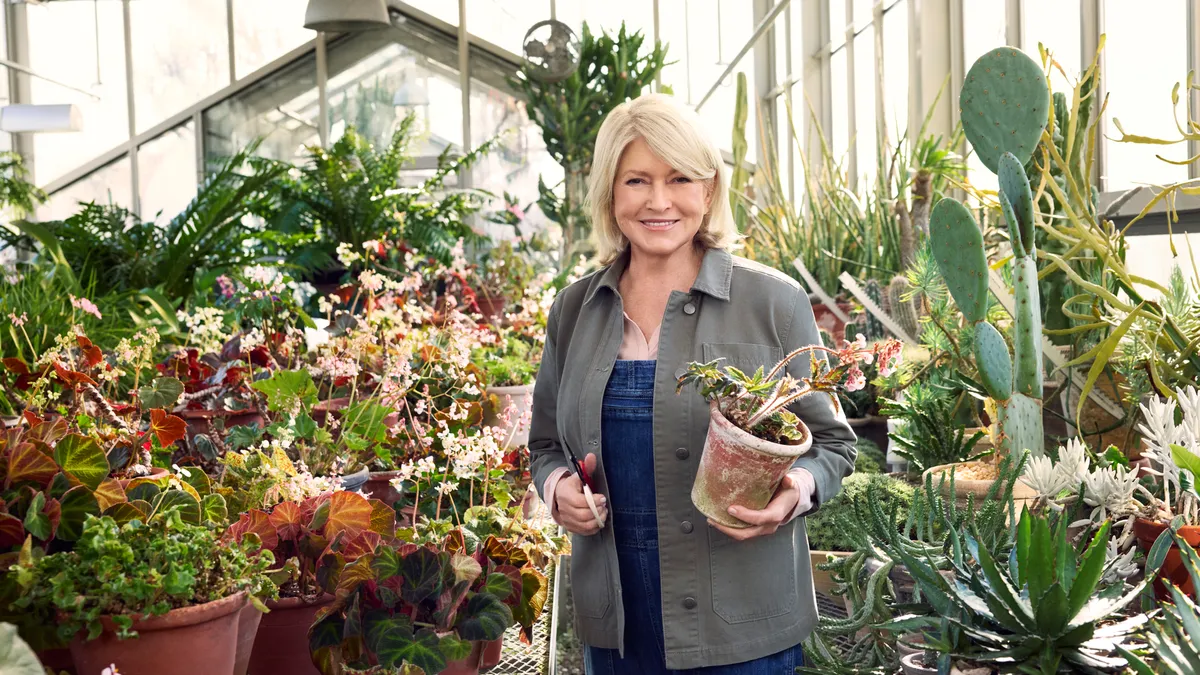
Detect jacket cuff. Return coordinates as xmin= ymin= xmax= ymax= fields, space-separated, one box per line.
xmin=784 ymin=468 xmax=817 ymax=522
xmin=542 ymin=467 xmax=570 ymax=524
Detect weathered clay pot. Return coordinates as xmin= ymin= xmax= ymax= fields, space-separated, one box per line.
xmin=901 ymin=651 xmax=938 ymax=675
xmin=34 ymin=647 xmax=74 ymax=674
xmin=235 ymin=601 xmax=264 ymax=675
xmin=483 ymin=384 xmax=535 ymax=450
xmin=478 ymin=636 xmax=504 ymax=671
xmin=474 ymin=294 xmax=509 ymax=323
xmin=70 ymin=592 xmax=246 ymax=675
xmin=247 ymin=593 xmax=335 ymax=675
xmin=692 ymin=403 xmax=813 ymax=528
xmin=1134 ymin=518 xmax=1200 ymax=601
xmin=923 ymin=461 xmax=1036 ymax=517
xmin=441 ymin=639 xmax=485 ymax=675
xmin=363 ymin=470 xmax=404 ymax=507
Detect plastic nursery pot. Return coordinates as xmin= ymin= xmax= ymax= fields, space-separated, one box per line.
xmin=69 ymin=591 xmax=246 ymax=675
xmin=900 ymin=651 xmax=938 ymax=675
xmin=483 ymin=384 xmax=536 ymax=451
xmin=479 ymin=636 xmax=504 ymax=672
xmin=692 ymin=402 xmax=813 ymax=529
xmin=246 ymin=593 xmax=335 ymax=675
xmin=235 ymin=601 xmax=264 ymax=675
xmin=1133 ymin=518 xmax=1200 ymax=601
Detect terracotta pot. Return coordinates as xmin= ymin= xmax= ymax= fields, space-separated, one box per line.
xmin=225 ymin=410 xmax=267 ymax=430
xmin=70 ymin=592 xmax=246 ymax=675
xmin=116 ymin=466 xmax=170 ymax=490
xmin=247 ymin=593 xmax=335 ymax=675
xmin=692 ymin=403 xmax=813 ymax=528
xmin=1134 ymin=518 xmax=1200 ymax=601
xmin=35 ymin=647 xmax=75 ymax=674
xmin=923 ymin=461 xmax=1036 ymax=518
xmin=478 ymin=636 xmax=503 ymax=671
xmin=809 ymin=296 xmax=853 ymax=339
xmin=901 ymin=651 xmax=938 ymax=675
xmin=441 ymin=640 xmax=485 ymax=675
xmin=483 ymin=384 xmax=535 ymax=450
xmin=474 ymin=294 xmax=508 ymax=323
xmin=177 ymin=408 xmax=227 ymax=440
xmin=235 ymin=601 xmax=264 ymax=675
xmin=363 ymin=470 xmax=404 ymax=507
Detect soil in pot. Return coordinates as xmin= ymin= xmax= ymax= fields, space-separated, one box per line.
xmin=235 ymin=601 xmax=264 ymax=675
xmin=1134 ymin=518 xmax=1200 ymax=601
xmin=901 ymin=651 xmax=938 ymax=675
xmin=692 ymin=404 xmax=812 ymax=528
xmin=246 ymin=593 xmax=335 ymax=675
xmin=70 ymin=591 xmax=246 ymax=675
xmin=923 ymin=461 xmax=1035 ymax=518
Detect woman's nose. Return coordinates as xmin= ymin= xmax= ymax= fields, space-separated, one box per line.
xmin=645 ymin=182 xmax=670 ymax=210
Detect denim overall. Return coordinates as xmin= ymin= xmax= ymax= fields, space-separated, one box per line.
xmin=584 ymin=360 xmax=805 ymax=675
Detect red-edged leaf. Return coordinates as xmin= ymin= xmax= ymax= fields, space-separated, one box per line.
xmin=75 ymin=336 xmax=103 ymax=368
xmin=301 ymin=494 xmax=330 ymax=526
xmin=149 ymin=409 xmax=187 ymax=447
xmin=52 ymin=362 xmax=97 ymax=388
xmin=2 ymin=358 xmax=29 ymax=375
xmin=323 ymin=491 xmax=372 ymax=543
xmin=20 ymin=411 xmax=41 ymax=427
xmin=5 ymin=443 xmax=58 ymax=488
xmin=494 ymin=564 xmax=523 ymax=605
xmin=369 ymin=499 xmax=396 ymax=539
xmin=28 ymin=417 xmax=67 ymax=446
xmin=226 ymin=509 xmax=279 ymax=552
xmin=339 ymin=530 xmax=382 ymax=561
xmin=443 ymin=529 xmax=468 ymax=554
xmin=93 ymin=479 xmax=127 ymax=511
xmin=0 ymin=514 xmax=24 ymax=549
xmin=268 ymin=501 xmax=304 ymax=542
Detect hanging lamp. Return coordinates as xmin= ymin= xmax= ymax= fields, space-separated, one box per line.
xmin=303 ymin=0 xmax=390 ymax=33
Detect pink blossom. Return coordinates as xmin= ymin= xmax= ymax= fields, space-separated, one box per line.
xmin=876 ymin=340 xmax=903 ymax=377
xmin=845 ymin=366 xmax=867 ymax=392
xmin=7 ymin=312 xmax=26 ymax=327
xmin=216 ymin=275 xmax=236 ymax=299
xmin=70 ymin=295 xmax=102 ymax=319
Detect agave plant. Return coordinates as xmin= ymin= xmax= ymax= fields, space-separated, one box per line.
xmin=1122 ymin=525 xmax=1200 ymax=674
xmin=894 ymin=509 xmax=1148 ymax=673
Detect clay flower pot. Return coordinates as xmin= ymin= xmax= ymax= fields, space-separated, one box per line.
xmin=70 ymin=591 xmax=247 ymax=675
xmin=441 ymin=639 xmax=486 ymax=675
xmin=479 ymin=636 xmax=504 ymax=671
xmin=363 ymin=470 xmax=404 ymax=507
xmin=483 ymin=383 xmax=535 ymax=450
xmin=235 ymin=601 xmax=264 ymax=675
xmin=1134 ymin=517 xmax=1200 ymax=601
xmin=692 ymin=403 xmax=813 ymax=528
xmin=247 ymin=593 xmax=335 ymax=675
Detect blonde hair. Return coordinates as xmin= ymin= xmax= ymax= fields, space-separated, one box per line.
xmin=587 ymin=93 xmax=739 ymax=263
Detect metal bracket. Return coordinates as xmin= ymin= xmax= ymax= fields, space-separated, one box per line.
xmin=792 ymin=257 xmax=850 ymax=325
xmin=838 ymin=271 xmax=917 ymax=344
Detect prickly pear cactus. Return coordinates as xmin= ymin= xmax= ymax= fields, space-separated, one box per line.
xmin=931 ymin=46 xmax=1048 ymax=458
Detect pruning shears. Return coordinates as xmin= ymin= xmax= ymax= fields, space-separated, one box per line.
xmin=565 ymin=444 xmax=605 ymax=529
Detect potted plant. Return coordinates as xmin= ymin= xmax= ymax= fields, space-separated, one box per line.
xmin=226 ymin=490 xmax=394 ymax=675
xmin=676 ymin=336 xmax=902 ymax=527
xmin=12 ymin=508 xmax=274 ymax=675
xmin=476 ymin=327 xmax=541 ymax=453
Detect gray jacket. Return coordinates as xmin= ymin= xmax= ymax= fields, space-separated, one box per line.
xmin=529 ymin=247 xmax=857 ymax=669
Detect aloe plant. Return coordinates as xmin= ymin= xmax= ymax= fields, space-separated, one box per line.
xmin=930 ymin=47 xmax=1050 ymax=457
xmin=894 ymin=509 xmax=1148 ymax=673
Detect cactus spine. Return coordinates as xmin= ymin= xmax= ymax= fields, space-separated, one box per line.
xmin=930 ymin=46 xmax=1048 ymax=458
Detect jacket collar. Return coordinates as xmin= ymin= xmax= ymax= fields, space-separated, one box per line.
xmin=584 ymin=246 xmax=733 ymax=305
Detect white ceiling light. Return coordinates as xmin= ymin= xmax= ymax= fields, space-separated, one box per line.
xmin=303 ymin=0 xmax=391 ymax=33
xmin=0 ymin=104 xmax=83 ymax=133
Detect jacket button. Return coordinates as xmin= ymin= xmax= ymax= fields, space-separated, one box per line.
xmin=675 ymin=447 xmax=689 ymax=460
xmin=589 ymin=440 xmax=598 ymax=446
xmin=683 ymin=302 xmax=696 ymax=315
xmin=683 ymin=597 xmax=697 ymax=609
xmin=680 ymin=521 xmax=693 ymax=534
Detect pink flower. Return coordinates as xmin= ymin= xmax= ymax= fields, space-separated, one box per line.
xmin=216 ymin=275 xmax=236 ymax=299
xmin=845 ymin=366 xmax=866 ymax=392
xmin=7 ymin=312 xmax=26 ymax=327
xmin=70 ymin=295 xmax=102 ymax=319
xmin=876 ymin=340 xmax=903 ymax=377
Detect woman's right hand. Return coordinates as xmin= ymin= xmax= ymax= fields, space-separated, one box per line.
xmin=554 ymin=453 xmax=608 ymax=535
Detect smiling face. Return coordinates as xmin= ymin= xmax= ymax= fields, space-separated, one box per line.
xmin=611 ymin=136 xmax=712 ymax=261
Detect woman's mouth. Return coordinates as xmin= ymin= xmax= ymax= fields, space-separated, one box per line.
xmin=640 ymin=219 xmax=679 ymax=230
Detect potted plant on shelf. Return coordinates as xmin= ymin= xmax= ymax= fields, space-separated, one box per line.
xmin=676 ymin=335 xmax=902 ymax=527
xmin=12 ymin=508 xmax=274 ymax=675
xmin=226 ymin=490 xmax=395 ymax=675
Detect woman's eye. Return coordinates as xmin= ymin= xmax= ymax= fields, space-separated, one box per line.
xmin=626 ymin=178 xmax=645 ymax=185
xmin=673 ymin=176 xmax=692 ymax=183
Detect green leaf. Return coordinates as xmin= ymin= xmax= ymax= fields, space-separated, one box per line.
xmin=200 ymin=494 xmax=228 ymax=527
xmin=251 ymin=370 xmax=317 ymax=412
xmin=47 ymin=472 xmax=71 ymax=500
xmin=1074 ymin=303 xmax=1142 ymax=428
xmin=0 ymin=622 xmax=50 ymax=675
xmin=294 ymin=412 xmax=317 ymax=439
xmin=1015 ymin=508 xmax=1032 ymax=587
xmin=1027 ymin=515 xmax=1053 ymax=613
xmin=138 ymin=377 xmax=184 ymax=409
xmin=1067 ymin=521 xmax=1111 ymax=617
xmin=308 ymin=613 xmax=343 ymax=675
xmin=482 ymin=572 xmax=516 ymax=601
xmin=1173 ymin=444 xmax=1200 ymax=481
xmin=1102 ymin=445 xmax=1129 ymax=469
xmin=56 ymin=486 xmax=101 ymax=541
xmin=1035 ymin=582 xmax=1069 ymax=636
xmin=371 ymin=545 xmax=402 ymax=581
xmin=399 ymin=547 xmax=447 ymax=606
xmin=437 ymin=633 xmax=472 ymax=662
xmin=52 ymin=434 xmax=110 ymax=491
xmin=22 ymin=493 xmax=52 ymax=541
xmin=152 ymin=489 xmax=201 ymax=524
xmin=456 ymin=592 xmax=513 ymax=641
xmin=341 ymin=400 xmax=392 ymax=445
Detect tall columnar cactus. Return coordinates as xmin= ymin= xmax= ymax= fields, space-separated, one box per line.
xmin=886 ymin=275 xmax=922 ymax=342
xmin=930 ymin=47 xmax=1049 ymax=457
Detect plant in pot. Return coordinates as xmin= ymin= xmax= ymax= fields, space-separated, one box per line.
xmin=1122 ymin=523 xmax=1200 ymax=674
xmin=12 ymin=507 xmax=274 ymax=675
xmin=676 ymin=335 xmax=903 ymax=527
xmin=307 ymin=532 xmax=521 ymax=675
xmin=226 ymin=490 xmax=395 ymax=675
xmin=880 ymin=377 xmax=991 ymax=481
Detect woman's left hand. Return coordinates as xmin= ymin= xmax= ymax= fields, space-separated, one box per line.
xmin=708 ymin=474 xmax=803 ymax=541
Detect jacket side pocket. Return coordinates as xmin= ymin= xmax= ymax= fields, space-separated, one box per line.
xmin=708 ymin=524 xmax=798 ymax=623
xmin=570 ymin=533 xmax=613 ymax=619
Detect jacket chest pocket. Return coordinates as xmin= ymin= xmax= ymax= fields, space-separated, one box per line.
xmin=701 ymin=342 xmax=783 ymax=378
xmin=708 ymin=526 xmax=798 ymax=623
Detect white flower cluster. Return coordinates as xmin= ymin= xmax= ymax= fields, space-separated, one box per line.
xmin=1020 ymin=437 xmax=1140 ymax=523
xmin=176 ymin=306 xmax=230 ymax=353
xmin=1139 ymin=386 xmax=1200 ymax=513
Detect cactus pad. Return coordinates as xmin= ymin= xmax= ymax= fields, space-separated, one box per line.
xmin=960 ymin=47 xmax=1049 ymax=173
xmin=998 ymin=151 xmax=1036 ymax=254
xmin=997 ymin=392 xmax=1043 ymax=457
xmin=930 ymin=198 xmax=989 ymax=323
xmin=1011 ymin=256 xmax=1044 ymax=398
xmin=974 ymin=322 xmax=1013 ymax=401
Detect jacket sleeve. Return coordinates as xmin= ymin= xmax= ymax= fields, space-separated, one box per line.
xmin=782 ymin=288 xmax=857 ymax=513
xmin=529 ymin=298 xmax=570 ymax=503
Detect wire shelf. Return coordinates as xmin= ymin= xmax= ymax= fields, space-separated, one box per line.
xmin=487 ymin=558 xmax=558 ymax=675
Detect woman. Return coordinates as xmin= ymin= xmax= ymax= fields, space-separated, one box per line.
xmin=529 ymin=93 xmax=856 ymax=673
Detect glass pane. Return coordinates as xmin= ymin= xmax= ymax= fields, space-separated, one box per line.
xmin=204 ymin=50 xmax=321 ymax=168
xmin=1103 ymin=0 xmax=1188 ymax=190
xmin=405 ymin=1 xmax=459 ymax=26
xmin=658 ymin=0 xmax=690 ymax=100
xmin=687 ymin=0 xmax=756 ymax=160
xmin=963 ymin=1 xmax=1006 ymax=68
xmin=1024 ymin=0 xmax=1080 ymax=93
xmin=1123 ymin=233 xmax=1194 ymax=296
xmin=853 ymin=0 xmax=874 ymax=31
xmin=139 ymin=123 xmax=197 ymax=222
xmin=233 ymin=0 xmax=314 ymax=79
xmin=464 ymin=0 xmax=552 ymax=56
xmin=853 ymin=33 xmax=877 ymax=186
xmin=27 ymin=2 xmax=128 ymax=185
xmin=558 ymin=0 xmax=655 ymax=41
xmin=830 ymin=0 xmax=847 ymax=50
xmin=882 ymin=1 xmax=908 ymax=147
xmin=37 ymin=156 xmax=133 ymax=222
xmin=130 ymin=0 xmax=231 ymax=134
xmin=831 ymin=48 xmax=849 ymax=163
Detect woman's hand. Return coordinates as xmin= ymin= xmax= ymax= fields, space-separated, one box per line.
xmin=708 ymin=474 xmax=804 ymax=541
xmin=553 ymin=453 xmax=608 ymax=536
